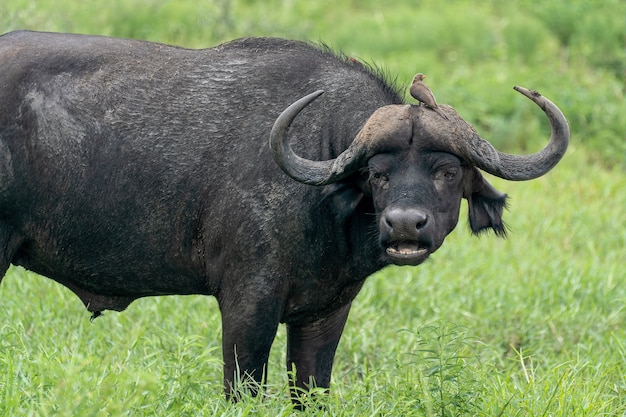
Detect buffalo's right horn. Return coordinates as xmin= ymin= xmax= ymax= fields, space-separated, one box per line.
xmin=269 ymin=90 xmax=368 ymax=185
xmin=270 ymin=91 xmax=414 ymax=186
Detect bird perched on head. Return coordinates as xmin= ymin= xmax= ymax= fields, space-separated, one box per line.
xmin=409 ymin=73 xmax=449 ymax=120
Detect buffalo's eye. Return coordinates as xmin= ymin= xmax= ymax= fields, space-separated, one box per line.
xmin=370 ymin=171 xmax=389 ymax=190
xmin=371 ymin=172 xmax=388 ymax=182
xmin=443 ymin=170 xmax=457 ymax=180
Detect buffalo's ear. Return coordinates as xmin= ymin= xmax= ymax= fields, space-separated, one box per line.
xmin=464 ymin=167 xmax=508 ymax=237
xmin=322 ymin=172 xmax=370 ymax=222
xmin=323 ymin=183 xmax=364 ymax=221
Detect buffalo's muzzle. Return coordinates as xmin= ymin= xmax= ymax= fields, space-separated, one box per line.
xmin=380 ymin=207 xmax=433 ymax=265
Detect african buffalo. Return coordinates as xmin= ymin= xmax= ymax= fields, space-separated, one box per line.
xmin=0 ymin=31 xmax=568 ymax=400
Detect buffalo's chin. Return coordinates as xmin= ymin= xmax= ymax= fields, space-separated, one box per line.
xmin=384 ymin=241 xmax=430 ymax=266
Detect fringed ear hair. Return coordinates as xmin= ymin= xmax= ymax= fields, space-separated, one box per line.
xmin=464 ymin=167 xmax=508 ymax=237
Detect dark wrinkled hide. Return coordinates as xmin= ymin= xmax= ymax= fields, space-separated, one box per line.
xmin=0 ymin=31 xmax=514 ymax=398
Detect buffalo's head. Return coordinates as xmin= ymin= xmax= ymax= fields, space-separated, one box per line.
xmin=270 ymin=87 xmax=569 ymax=266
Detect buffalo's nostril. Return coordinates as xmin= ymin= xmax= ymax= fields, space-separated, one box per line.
xmin=414 ymin=211 xmax=428 ymax=229
xmin=384 ymin=207 xmax=429 ymax=233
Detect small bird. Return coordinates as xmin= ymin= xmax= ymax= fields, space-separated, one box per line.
xmin=409 ymin=73 xmax=449 ymax=120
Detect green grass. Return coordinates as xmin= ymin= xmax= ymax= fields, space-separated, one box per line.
xmin=1 ymin=0 xmax=625 ymax=415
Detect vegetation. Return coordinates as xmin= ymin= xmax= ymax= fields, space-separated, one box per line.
xmin=2 ymin=0 xmax=624 ymax=166
xmin=0 ymin=1 xmax=624 ymax=416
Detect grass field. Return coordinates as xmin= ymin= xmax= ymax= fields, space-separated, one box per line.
xmin=1 ymin=1 xmax=624 ymax=416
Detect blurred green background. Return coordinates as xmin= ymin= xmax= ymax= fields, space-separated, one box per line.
xmin=1 ymin=0 xmax=624 ymax=167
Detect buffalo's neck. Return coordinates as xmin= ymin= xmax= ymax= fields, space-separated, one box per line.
xmin=279 ymin=193 xmax=386 ymax=325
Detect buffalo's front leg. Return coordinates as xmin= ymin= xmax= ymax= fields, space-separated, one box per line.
xmin=219 ymin=293 xmax=282 ymax=399
xmin=286 ymin=303 xmax=352 ymax=397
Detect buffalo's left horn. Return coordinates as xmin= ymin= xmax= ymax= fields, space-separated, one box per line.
xmin=270 ymin=90 xmax=368 ymax=185
xmin=462 ymin=86 xmax=570 ymax=181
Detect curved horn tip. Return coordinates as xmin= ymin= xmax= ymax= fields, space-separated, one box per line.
xmin=270 ymin=89 xmax=325 ymax=144
xmin=513 ymin=85 xmax=543 ymax=100
xmin=288 ymin=90 xmax=325 ymax=112
xmin=307 ymin=90 xmax=325 ymax=101
xmin=281 ymin=90 xmax=325 ymax=113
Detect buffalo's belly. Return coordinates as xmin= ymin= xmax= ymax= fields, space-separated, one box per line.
xmin=13 ymin=244 xmax=211 ymax=299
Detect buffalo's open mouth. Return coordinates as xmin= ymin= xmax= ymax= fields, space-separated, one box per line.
xmin=385 ymin=241 xmax=430 ymax=265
